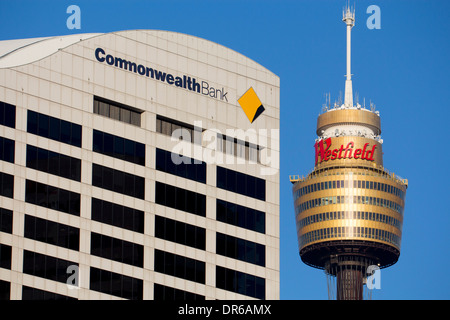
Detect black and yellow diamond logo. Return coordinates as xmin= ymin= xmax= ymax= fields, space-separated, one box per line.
xmin=238 ymin=87 xmax=265 ymax=124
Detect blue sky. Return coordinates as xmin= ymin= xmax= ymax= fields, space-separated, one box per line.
xmin=1 ymin=0 xmax=449 ymax=300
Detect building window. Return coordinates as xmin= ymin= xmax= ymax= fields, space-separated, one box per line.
xmin=90 ymin=232 xmax=143 ymax=268
xmin=91 ymin=198 xmax=144 ymax=233
xmin=156 ymin=115 xmax=199 ymax=144
xmin=0 ymin=280 xmax=10 ymax=300
xmin=153 ymin=283 xmax=205 ymax=300
xmin=0 ymin=244 xmax=11 ymax=270
xmin=217 ymin=133 xmax=261 ymax=164
xmin=22 ymin=286 xmax=76 ymax=300
xmin=0 ymin=208 xmax=12 ymax=234
xmin=154 ymin=249 xmax=205 ymax=284
xmin=215 ymin=266 xmax=265 ymax=299
xmin=22 ymin=250 xmax=78 ymax=284
xmin=216 ymin=233 xmax=265 ymax=267
xmin=155 ymin=181 xmax=206 ymax=217
xmin=26 ymin=145 xmax=81 ymax=182
xmin=25 ymin=180 xmax=80 ymax=216
xmin=216 ymin=166 xmax=265 ymax=201
xmin=154 ymin=215 xmax=206 ymax=250
xmin=27 ymin=110 xmax=82 ymax=148
xmin=0 ymin=137 xmax=14 ymax=163
xmin=93 ymin=130 xmax=145 ymax=166
xmin=216 ymin=199 xmax=265 ymax=234
xmin=0 ymin=172 xmax=14 ymax=198
xmin=0 ymin=101 xmax=15 ymax=128
xmin=93 ymin=96 xmax=142 ymax=127
xmin=89 ymin=267 xmax=143 ymax=300
xmin=155 ymin=148 xmax=206 ymax=183
xmin=92 ymin=163 xmax=145 ymax=200
xmin=24 ymin=215 xmax=79 ymax=251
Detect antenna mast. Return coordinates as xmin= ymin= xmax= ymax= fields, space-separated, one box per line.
xmin=343 ymin=2 xmax=355 ymax=108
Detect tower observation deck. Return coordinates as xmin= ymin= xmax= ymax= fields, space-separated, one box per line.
xmin=290 ymin=5 xmax=408 ymax=300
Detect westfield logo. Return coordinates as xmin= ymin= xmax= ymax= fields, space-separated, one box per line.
xmin=314 ymin=138 xmax=376 ymax=165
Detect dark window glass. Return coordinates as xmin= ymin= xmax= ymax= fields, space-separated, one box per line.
xmin=89 ymin=267 xmax=143 ymax=300
xmin=90 ymin=232 xmax=143 ymax=267
xmin=155 ymin=215 xmax=205 ymax=250
xmin=154 ymin=249 xmax=205 ymax=284
xmin=22 ymin=286 xmax=77 ymax=300
xmin=215 ymin=266 xmax=265 ymax=299
xmin=153 ymin=283 xmax=204 ymax=300
xmin=216 ymin=233 xmax=265 ymax=266
xmin=216 ymin=199 xmax=265 ymax=233
xmin=0 ymin=280 xmax=10 ymax=300
xmin=0 ymin=137 xmax=14 ymax=163
xmin=92 ymin=164 xmax=145 ymax=199
xmin=155 ymin=181 xmax=205 ymax=217
xmin=0 ymin=172 xmax=14 ymax=198
xmin=0 ymin=101 xmax=16 ymax=128
xmin=0 ymin=244 xmax=11 ymax=269
xmin=25 ymin=180 xmax=80 ymax=216
xmin=22 ymin=250 xmax=77 ymax=284
xmin=216 ymin=166 xmax=265 ymax=201
xmin=93 ymin=130 xmax=145 ymax=166
xmin=0 ymin=208 xmax=13 ymax=234
xmin=24 ymin=215 xmax=79 ymax=251
xmin=155 ymin=148 xmax=206 ymax=183
xmin=27 ymin=110 xmax=82 ymax=148
xmin=26 ymin=145 xmax=81 ymax=181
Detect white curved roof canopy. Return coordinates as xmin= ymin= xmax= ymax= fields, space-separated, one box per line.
xmin=0 ymin=33 xmax=101 ymax=68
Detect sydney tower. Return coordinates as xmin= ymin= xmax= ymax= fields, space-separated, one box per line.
xmin=290 ymin=5 xmax=408 ymax=300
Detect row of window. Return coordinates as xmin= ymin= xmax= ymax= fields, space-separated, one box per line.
xmin=91 ymin=232 xmax=143 ymax=268
xmin=8 ymin=247 xmax=265 ymax=300
xmin=26 ymin=145 xmax=81 ymax=182
xmin=91 ymin=197 xmax=144 ymax=233
xmin=93 ymin=129 xmax=145 ymax=166
xmin=0 ymin=101 xmax=15 ymax=128
xmin=155 ymin=147 xmax=206 ymax=183
xmin=299 ymin=226 xmax=401 ymax=248
xmin=217 ymin=133 xmax=260 ymax=164
xmin=92 ymin=163 xmax=145 ymax=200
xmin=25 ymin=180 xmax=80 ymax=216
xmin=156 ymin=115 xmax=199 ymax=144
xmin=295 ymin=195 xmax=404 ymax=215
xmin=216 ymin=199 xmax=265 ymax=234
xmin=27 ymin=110 xmax=82 ymax=148
xmin=297 ymin=210 xmax=402 ymax=230
xmin=155 ymin=215 xmax=206 ymax=250
xmin=0 ymin=136 xmax=14 ymax=163
xmin=216 ymin=232 xmax=265 ymax=267
xmin=7 ymin=178 xmax=265 ymax=237
xmin=155 ymin=181 xmax=206 ymax=217
xmin=216 ymin=265 xmax=265 ymax=300
xmin=93 ymin=96 xmax=142 ymax=127
xmin=153 ymin=283 xmax=204 ymax=300
xmin=1 ymin=282 xmax=206 ymax=301
xmin=154 ymin=249 xmax=205 ymax=284
xmin=217 ymin=166 xmax=265 ymax=201
xmin=294 ymin=179 xmax=406 ymax=201
xmin=24 ymin=215 xmax=79 ymax=251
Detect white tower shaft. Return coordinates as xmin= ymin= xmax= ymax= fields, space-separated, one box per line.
xmin=343 ymin=5 xmax=355 ymax=108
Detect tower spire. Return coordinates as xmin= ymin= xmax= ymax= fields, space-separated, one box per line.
xmin=343 ymin=2 xmax=355 ymax=107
